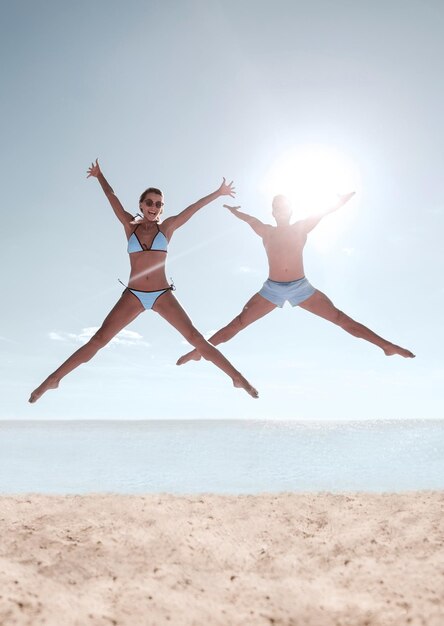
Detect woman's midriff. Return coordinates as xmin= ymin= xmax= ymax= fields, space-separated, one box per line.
xmin=128 ymin=252 xmax=170 ymax=291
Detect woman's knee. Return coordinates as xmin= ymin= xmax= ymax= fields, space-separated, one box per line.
xmin=88 ymin=329 xmax=113 ymax=351
xmin=184 ymin=327 xmax=206 ymax=348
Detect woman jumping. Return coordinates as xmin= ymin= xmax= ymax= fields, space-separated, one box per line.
xmin=29 ymin=160 xmax=258 ymax=402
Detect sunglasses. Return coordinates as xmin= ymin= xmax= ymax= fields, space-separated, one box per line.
xmin=144 ymin=199 xmax=164 ymax=209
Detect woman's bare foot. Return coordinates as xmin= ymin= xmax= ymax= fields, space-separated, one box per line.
xmin=233 ymin=375 xmax=259 ymax=399
xmin=176 ymin=349 xmax=201 ymax=366
xmin=383 ymin=344 xmax=415 ymax=358
xmin=29 ymin=376 xmax=60 ymax=403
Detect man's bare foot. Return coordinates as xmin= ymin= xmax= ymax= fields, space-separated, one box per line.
xmin=176 ymin=349 xmax=201 ymax=366
xmin=233 ymin=376 xmax=259 ymax=399
xmin=28 ymin=376 xmax=60 ymax=403
xmin=383 ymin=344 xmax=415 ymax=358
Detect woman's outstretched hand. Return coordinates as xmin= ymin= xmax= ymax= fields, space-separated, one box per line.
xmin=87 ymin=158 xmax=102 ymax=178
xmin=217 ymin=178 xmax=236 ymax=198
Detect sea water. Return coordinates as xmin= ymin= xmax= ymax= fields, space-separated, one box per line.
xmin=0 ymin=420 xmax=443 ymax=494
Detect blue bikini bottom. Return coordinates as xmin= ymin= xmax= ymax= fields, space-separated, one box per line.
xmin=126 ymin=285 xmax=174 ymax=310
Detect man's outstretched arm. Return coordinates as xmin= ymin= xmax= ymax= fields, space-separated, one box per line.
xmin=224 ymin=205 xmax=270 ymax=237
xmin=302 ymin=192 xmax=355 ymax=233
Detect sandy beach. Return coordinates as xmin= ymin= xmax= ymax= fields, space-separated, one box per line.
xmin=0 ymin=492 xmax=443 ymax=625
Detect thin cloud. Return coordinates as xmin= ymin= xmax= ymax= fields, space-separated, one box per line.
xmin=341 ymin=247 xmax=355 ymax=256
xmin=234 ymin=265 xmax=261 ymax=275
xmin=0 ymin=336 xmax=15 ymax=343
xmin=49 ymin=331 xmax=77 ymax=342
xmin=48 ymin=327 xmax=150 ymax=347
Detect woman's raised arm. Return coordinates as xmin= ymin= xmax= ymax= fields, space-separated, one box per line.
xmin=87 ymin=159 xmax=133 ymax=228
xmin=163 ymin=178 xmax=235 ymax=236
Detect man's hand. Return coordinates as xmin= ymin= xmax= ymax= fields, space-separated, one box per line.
xmin=337 ymin=191 xmax=356 ymax=206
xmin=223 ymin=204 xmax=241 ymax=215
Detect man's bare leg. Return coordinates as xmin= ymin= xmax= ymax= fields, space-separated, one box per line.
xmin=299 ymin=290 xmax=415 ymax=357
xmin=176 ymin=293 xmax=277 ymax=366
xmin=29 ymin=291 xmax=144 ymax=403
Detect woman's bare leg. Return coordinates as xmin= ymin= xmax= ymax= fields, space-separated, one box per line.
xmin=299 ymin=290 xmax=415 ymax=357
xmin=29 ymin=291 xmax=144 ymax=403
xmin=153 ymin=291 xmax=259 ymax=398
xmin=176 ymin=293 xmax=277 ymax=365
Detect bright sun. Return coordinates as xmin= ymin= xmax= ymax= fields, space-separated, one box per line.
xmin=262 ymin=143 xmax=361 ymax=218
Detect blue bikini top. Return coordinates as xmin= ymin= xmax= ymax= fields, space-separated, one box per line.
xmin=127 ymin=224 xmax=168 ymax=254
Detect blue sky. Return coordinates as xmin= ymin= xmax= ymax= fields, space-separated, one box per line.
xmin=1 ymin=0 xmax=443 ymax=420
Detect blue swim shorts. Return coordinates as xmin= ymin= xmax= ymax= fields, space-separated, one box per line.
xmin=258 ymin=277 xmax=316 ymax=308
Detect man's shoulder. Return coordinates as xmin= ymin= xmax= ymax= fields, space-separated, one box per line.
xmin=290 ymin=219 xmax=310 ymax=235
xmin=261 ymin=222 xmax=275 ymax=237
xmin=290 ymin=219 xmax=305 ymax=228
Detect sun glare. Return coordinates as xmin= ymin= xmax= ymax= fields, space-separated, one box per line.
xmin=262 ymin=144 xmax=361 ymax=218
